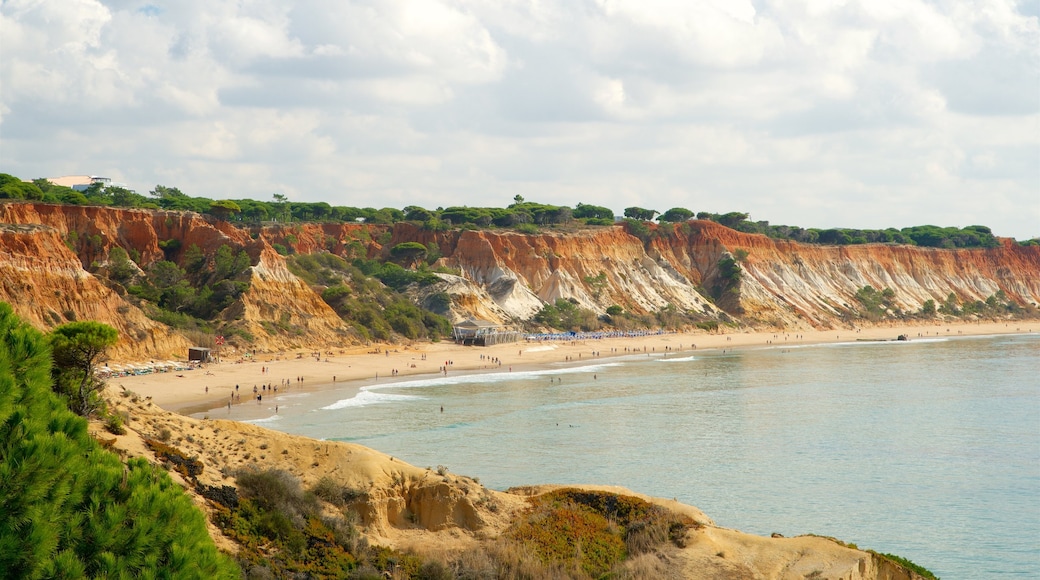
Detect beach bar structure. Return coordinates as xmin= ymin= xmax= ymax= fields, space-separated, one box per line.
xmin=187 ymin=347 xmax=212 ymax=363
xmin=452 ymin=319 xmax=523 ymax=346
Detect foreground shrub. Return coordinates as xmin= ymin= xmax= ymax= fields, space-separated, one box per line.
xmin=506 ymin=489 xmax=696 ymax=578
xmin=0 ymin=302 xmax=238 ymax=578
xmin=217 ymin=467 xmax=438 ymax=578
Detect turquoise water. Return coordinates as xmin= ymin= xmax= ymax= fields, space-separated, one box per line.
xmin=227 ymin=334 xmax=1040 ymax=579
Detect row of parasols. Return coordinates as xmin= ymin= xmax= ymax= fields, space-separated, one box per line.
xmin=96 ymin=360 xmax=196 ymax=377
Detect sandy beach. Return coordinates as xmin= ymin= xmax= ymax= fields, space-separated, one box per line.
xmin=112 ymin=320 xmax=1035 ymax=415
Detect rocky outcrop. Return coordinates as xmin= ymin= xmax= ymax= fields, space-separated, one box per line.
xmin=96 ymin=389 xmax=932 ymax=579
xmin=0 ymin=201 xmax=1036 ymax=360
xmin=0 ymin=221 xmax=191 ymax=359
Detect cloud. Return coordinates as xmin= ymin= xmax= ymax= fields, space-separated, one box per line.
xmin=1 ymin=0 xmax=1037 ymax=239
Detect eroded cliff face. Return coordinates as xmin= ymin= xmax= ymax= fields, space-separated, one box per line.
xmin=0 ymin=220 xmax=190 ymax=359
xmin=0 ymin=201 xmax=1036 ymax=360
xmin=391 ymin=223 xmax=724 ymax=324
xmin=0 ymin=202 xmax=356 ymax=358
xmin=650 ymin=221 xmax=1040 ymax=327
xmin=400 ymin=221 xmax=1039 ymax=329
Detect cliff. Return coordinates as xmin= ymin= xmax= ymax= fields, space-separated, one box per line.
xmin=0 ymin=201 xmax=1036 ymax=359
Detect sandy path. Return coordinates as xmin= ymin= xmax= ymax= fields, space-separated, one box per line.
xmin=112 ymin=320 xmax=1035 ymax=414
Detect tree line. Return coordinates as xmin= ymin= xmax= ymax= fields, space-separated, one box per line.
xmin=1 ymin=173 xmax=1033 ymax=248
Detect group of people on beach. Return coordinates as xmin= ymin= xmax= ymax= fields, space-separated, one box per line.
xmin=219 ymin=375 xmax=305 ymax=413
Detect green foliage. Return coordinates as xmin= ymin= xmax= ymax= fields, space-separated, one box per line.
xmin=116 ymin=240 xmax=252 ymax=330
xmin=624 ymin=206 xmax=658 ymax=221
xmin=717 ymin=257 xmax=741 ymax=285
xmin=216 ymin=467 xmax=433 ymax=578
xmin=876 ymin=552 xmax=940 ymax=580
xmin=182 ymin=243 xmax=206 ymax=273
xmin=854 ymin=285 xmax=896 ymax=320
xmin=700 ymin=211 xmax=1003 ymax=248
xmin=573 ymin=203 xmax=614 ymax=220
xmin=623 ymin=218 xmax=652 ymax=242
xmin=106 ymin=246 xmax=138 ymax=284
xmin=104 ymin=412 xmax=126 ymax=435
xmin=606 ymin=305 xmax=624 ymax=316
xmin=427 ymin=291 xmax=452 ymax=313
xmin=920 ymin=299 xmax=937 ymax=316
xmin=389 ymin=242 xmax=428 ymax=265
xmin=0 ymin=173 xmax=44 ymax=200
xmin=0 ymin=303 xmax=238 ymax=578
xmin=711 ymin=256 xmax=743 ymax=306
xmin=658 ymin=207 xmax=694 ymax=222
xmin=158 ymin=238 xmax=181 ymax=260
xmin=535 ymin=299 xmax=601 ymax=332
xmin=583 ymin=272 xmax=608 ymax=299
xmin=207 ymin=199 xmax=242 ymax=220
xmin=49 ymin=321 xmax=119 ymax=417
xmin=213 ymin=244 xmax=251 ymax=280
xmin=508 ymin=489 xmax=695 ymax=578
xmin=424 ymin=241 xmax=442 ymax=264
xmin=291 ymin=255 xmax=451 ymax=341
xmin=24 ymin=171 xmax=988 ymax=247
xmin=939 ymin=292 xmax=960 ymax=315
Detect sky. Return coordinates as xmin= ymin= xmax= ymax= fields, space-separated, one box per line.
xmin=1 ymin=0 xmax=1038 ymax=239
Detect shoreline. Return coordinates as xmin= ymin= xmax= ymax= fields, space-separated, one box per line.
xmin=112 ymin=320 xmax=1036 ymax=416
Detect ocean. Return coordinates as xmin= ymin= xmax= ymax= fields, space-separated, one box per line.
xmin=210 ymin=333 xmax=1040 ymax=579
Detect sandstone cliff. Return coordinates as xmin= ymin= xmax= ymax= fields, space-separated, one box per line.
xmin=94 ymin=387 xmax=930 ymax=580
xmin=0 ymin=201 xmax=1036 ymax=360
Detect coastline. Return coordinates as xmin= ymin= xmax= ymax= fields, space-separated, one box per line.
xmin=113 ymin=320 xmax=1035 ymax=416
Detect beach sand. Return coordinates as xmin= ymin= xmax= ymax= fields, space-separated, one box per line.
xmin=113 ymin=320 xmax=1035 ymax=415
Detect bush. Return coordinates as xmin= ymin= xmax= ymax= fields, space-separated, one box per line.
xmin=312 ymin=476 xmax=366 ymax=507
xmin=105 ymin=413 xmax=126 ymax=435
xmin=876 ymin=553 xmax=940 ymax=580
xmin=507 ymin=489 xmax=696 ymax=578
xmin=0 ymin=302 xmax=239 ymax=578
xmin=215 ymin=467 xmax=418 ymax=577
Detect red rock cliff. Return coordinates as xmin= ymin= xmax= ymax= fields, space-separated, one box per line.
xmin=0 ymin=202 xmax=1036 ymax=360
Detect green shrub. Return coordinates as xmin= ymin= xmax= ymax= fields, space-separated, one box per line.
xmin=0 ymin=302 xmax=239 ymax=578
xmin=215 ymin=467 xmax=422 ymax=577
xmin=508 ymin=489 xmax=695 ymax=578
xmin=876 ymin=552 xmax=940 ymax=580
xmin=105 ymin=413 xmax=126 ymax=435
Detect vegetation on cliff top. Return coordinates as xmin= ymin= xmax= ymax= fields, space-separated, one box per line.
xmin=2 ymin=172 xmax=1033 ymax=247
xmin=0 ymin=302 xmax=239 ymax=578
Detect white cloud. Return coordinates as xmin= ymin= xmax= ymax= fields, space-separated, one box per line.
xmin=1 ymin=0 xmax=1037 ymax=239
